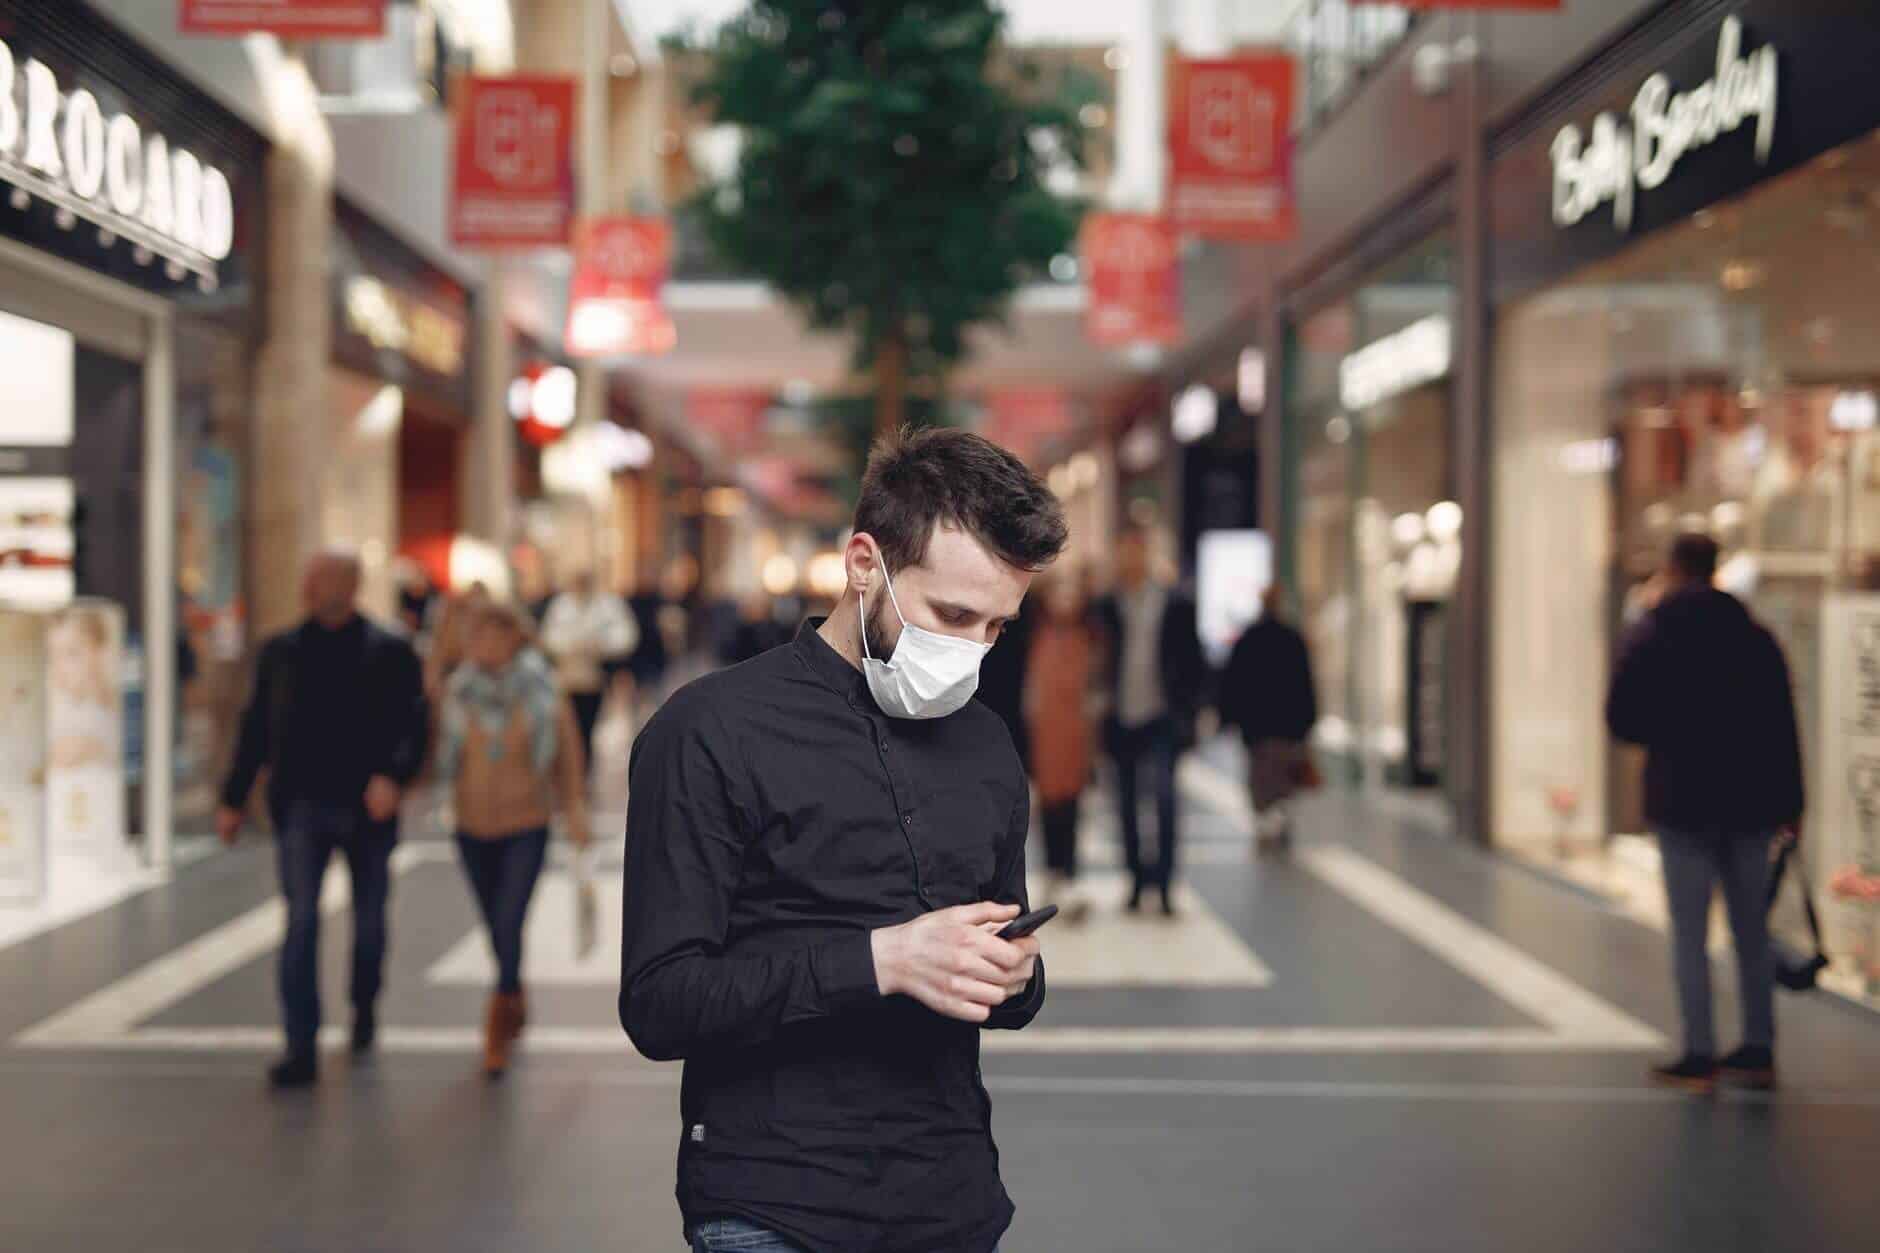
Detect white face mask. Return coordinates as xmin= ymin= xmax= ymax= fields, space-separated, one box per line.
xmin=860 ymin=562 xmax=989 ymax=720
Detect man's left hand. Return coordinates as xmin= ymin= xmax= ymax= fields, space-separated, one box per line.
xmin=364 ymin=775 xmax=402 ymax=823
xmin=978 ymin=924 xmax=1040 ymax=999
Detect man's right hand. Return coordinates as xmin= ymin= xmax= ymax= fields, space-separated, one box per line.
xmin=871 ymin=902 xmax=1028 ymax=1023
xmin=215 ymin=805 xmax=243 ymax=847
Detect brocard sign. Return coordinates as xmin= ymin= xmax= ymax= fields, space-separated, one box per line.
xmin=1551 ymin=17 xmax=1777 ymax=232
xmin=0 ymin=39 xmax=236 ymax=287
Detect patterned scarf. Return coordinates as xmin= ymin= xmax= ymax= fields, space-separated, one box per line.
xmin=436 ymin=647 xmax=560 ymax=781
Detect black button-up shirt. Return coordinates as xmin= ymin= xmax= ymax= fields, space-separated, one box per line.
xmin=620 ymin=621 xmax=1043 ymax=1253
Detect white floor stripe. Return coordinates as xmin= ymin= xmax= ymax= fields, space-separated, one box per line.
xmin=15 ymin=845 xmax=423 ymax=1048
xmin=30 ymin=1023 xmax=1649 ymax=1056
xmin=1297 ymin=845 xmax=1664 ymax=1049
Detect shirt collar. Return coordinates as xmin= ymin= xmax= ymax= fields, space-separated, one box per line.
xmin=795 ymin=618 xmax=869 ymax=703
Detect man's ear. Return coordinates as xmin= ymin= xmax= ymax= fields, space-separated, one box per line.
xmin=845 ymin=533 xmax=880 ymax=594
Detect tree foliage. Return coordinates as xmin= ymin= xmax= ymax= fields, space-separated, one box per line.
xmin=675 ymin=1 xmax=1090 ymax=432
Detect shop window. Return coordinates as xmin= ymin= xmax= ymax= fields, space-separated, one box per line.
xmin=1493 ymin=131 xmax=1880 ymax=1003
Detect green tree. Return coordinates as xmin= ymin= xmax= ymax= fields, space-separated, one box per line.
xmin=675 ymin=0 xmax=1090 ymax=438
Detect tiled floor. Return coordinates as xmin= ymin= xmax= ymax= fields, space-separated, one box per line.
xmin=4 ymin=735 xmax=1880 ymax=1251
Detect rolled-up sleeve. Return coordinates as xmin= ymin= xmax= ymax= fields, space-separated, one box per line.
xmin=983 ymin=781 xmax=1045 ymax=1030
xmin=618 ymin=697 xmax=879 ymax=1061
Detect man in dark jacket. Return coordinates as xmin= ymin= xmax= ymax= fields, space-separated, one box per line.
xmin=620 ymin=429 xmax=1057 ymax=1253
xmin=1221 ymin=583 xmax=1318 ymax=850
xmin=1607 ymin=533 xmax=1802 ymax=1093
xmin=217 ymin=551 xmax=428 ymax=1089
xmin=1093 ymin=526 xmax=1209 ymax=915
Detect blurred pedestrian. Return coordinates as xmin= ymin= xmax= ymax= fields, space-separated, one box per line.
xmin=978 ymin=587 xmax=1037 ymax=776
xmin=216 ymin=550 xmax=428 ymax=1089
xmin=625 ymin=577 xmax=671 ymax=713
xmin=620 ymin=428 xmax=1065 ymax=1253
xmin=435 ymin=600 xmax=590 ymax=1078
xmin=423 ymin=582 xmax=491 ymax=700
xmin=541 ymin=570 xmax=638 ymax=778
xmin=1026 ymin=570 xmax=1095 ymax=922
xmin=1607 ymin=532 xmax=1803 ymax=1093
xmin=1094 ymin=526 xmax=1208 ymax=916
xmin=727 ymin=592 xmax=791 ymax=664
xmin=1221 ymin=583 xmax=1319 ymax=851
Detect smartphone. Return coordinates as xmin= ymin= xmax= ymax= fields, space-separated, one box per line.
xmin=996 ymin=904 xmax=1058 ymax=941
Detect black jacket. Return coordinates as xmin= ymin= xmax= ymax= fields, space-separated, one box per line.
xmin=619 ymin=624 xmax=1040 ymax=1253
xmin=1220 ymin=617 xmax=1318 ymax=743
xmin=1605 ymin=586 xmax=1804 ymax=836
xmin=220 ymin=616 xmax=428 ymax=825
xmin=1093 ymin=586 xmax=1209 ymax=741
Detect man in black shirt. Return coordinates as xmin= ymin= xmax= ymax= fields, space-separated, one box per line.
xmin=218 ymin=551 xmax=428 ymax=1090
xmin=620 ymin=429 xmax=1068 ymax=1253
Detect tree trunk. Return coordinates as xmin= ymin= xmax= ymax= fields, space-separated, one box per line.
xmin=874 ymin=328 xmax=908 ymax=441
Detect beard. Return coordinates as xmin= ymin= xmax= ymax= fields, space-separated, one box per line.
xmin=861 ymin=587 xmax=900 ymax=664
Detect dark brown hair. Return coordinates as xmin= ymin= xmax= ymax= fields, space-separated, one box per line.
xmin=854 ymin=427 xmax=1068 ymax=574
xmin=1669 ymin=532 xmax=1720 ymax=581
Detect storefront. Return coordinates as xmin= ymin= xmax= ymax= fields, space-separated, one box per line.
xmin=1285 ymin=224 xmax=1459 ymax=809
xmin=0 ymin=0 xmax=266 ymax=902
xmin=329 ymin=197 xmax=475 ymax=618
xmin=1487 ymin=2 xmax=1880 ymax=1003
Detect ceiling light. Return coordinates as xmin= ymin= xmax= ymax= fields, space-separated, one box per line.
xmin=1079 ymin=104 xmax=1109 ymax=129
xmin=1425 ymin=501 xmax=1463 ymax=543
xmin=610 ymin=53 xmax=638 ymax=77
xmin=1103 ymin=46 xmax=1128 ymax=72
xmin=532 ymin=366 xmax=578 ymax=429
xmin=1171 ymin=385 xmax=1218 ymax=444
xmin=1720 ymin=260 xmax=1764 ymax=291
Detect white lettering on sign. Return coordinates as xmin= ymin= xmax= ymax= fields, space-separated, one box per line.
xmin=0 ymin=37 xmax=237 ymax=286
xmin=1339 ymin=315 xmax=1452 ymax=413
xmin=345 ymin=276 xmax=467 ymax=378
xmin=1551 ymin=17 xmax=1777 ymax=232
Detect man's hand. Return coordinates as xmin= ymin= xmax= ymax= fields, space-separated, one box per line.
xmin=215 ymin=805 xmax=243 ymax=847
xmin=363 ymin=775 xmax=402 ymax=823
xmin=871 ymin=903 xmax=1037 ymax=1023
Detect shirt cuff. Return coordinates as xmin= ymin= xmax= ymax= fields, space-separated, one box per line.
xmin=816 ymin=931 xmax=881 ymax=1013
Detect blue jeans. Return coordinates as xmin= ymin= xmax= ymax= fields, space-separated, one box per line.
xmin=1113 ymin=715 xmax=1179 ymax=895
xmin=1657 ymin=829 xmax=1777 ymax=1057
xmin=688 ymin=1218 xmax=999 ymax=1253
xmin=276 ymin=801 xmax=395 ymax=1054
xmin=455 ymin=828 xmax=549 ymax=994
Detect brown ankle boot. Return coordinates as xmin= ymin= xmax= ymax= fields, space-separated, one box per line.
xmin=483 ymin=994 xmax=510 ymax=1077
xmin=509 ymin=988 xmax=528 ymax=1040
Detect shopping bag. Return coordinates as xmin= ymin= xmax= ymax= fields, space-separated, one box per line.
xmin=573 ymin=845 xmax=599 ymax=961
xmin=1766 ymin=838 xmax=1830 ymax=992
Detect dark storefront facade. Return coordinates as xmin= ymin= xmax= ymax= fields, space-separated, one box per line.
xmin=0 ymin=0 xmax=267 ymax=893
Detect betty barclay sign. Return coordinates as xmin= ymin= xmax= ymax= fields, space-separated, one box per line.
xmin=1551 ymin=17 xmax=1778 ymax=232
xmin=0 ymin=39 xmax=236 ymax=288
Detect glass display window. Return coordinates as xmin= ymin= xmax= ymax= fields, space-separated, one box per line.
xmin=1493 ymin=129 xmax=1880 ymax=1004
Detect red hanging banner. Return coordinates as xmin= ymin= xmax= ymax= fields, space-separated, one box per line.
xmin=688 ymin=389 xmax=772 ymax=453
xmin=1168 ymin=55 xmax=1295 ymax=242
xmin=1080 ymin=215 xmax=1182 ymax=347
xmin=565 ymin=217 xmax=676 ymax=357
xmin=179 ymin=0 xmax=386 ymax=37
xmin=451 ymin=76 xmax=576 ymax=249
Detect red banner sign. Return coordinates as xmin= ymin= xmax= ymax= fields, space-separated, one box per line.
xmin=1168 ymin=55 xmax=1295 ymax=241
xmin=1081 ymin=215 xmax=1182 ymax=347
xmin=451 ymin=77 xmax=575 ymax=249
xmin=565 ymin=217 xmax=676 ymax=357
xmin=688 ymin=389 xmax=772 ymax=453
xmin=179 ymin=0 xmax=386 ymax=37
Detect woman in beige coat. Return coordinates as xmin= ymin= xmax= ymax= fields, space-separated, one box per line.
xmin=435 ymin=601 xmax=590 ymax=1077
